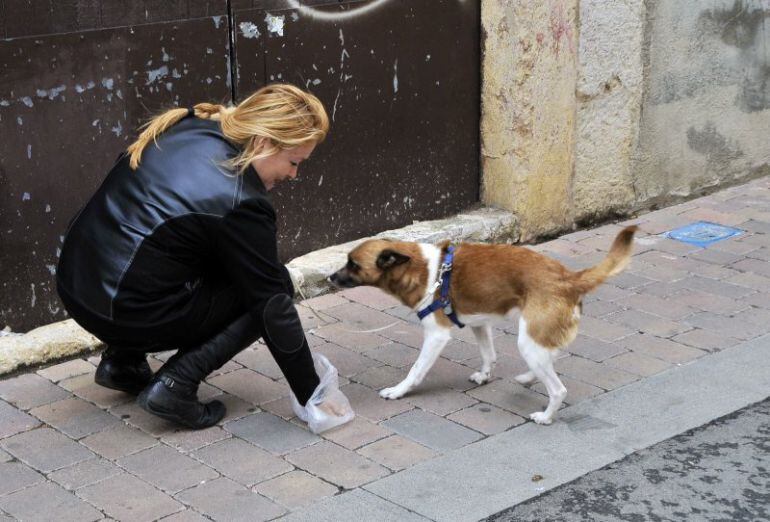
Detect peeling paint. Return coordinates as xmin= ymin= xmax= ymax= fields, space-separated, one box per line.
xmin=30 ymin=283 xmax=36 ymax=308
xmin=101 ymin=78 xmax=114 ymax=90
xmin=20 ymin=97 xmax=33 ymax=107
xmin=265 ymin=13 xmax=286 ymax=36
xmin=16 ymin=116 xmax=22 ymax=125
xmin=27 ymin=145 xmax=31 ymax=159
xmin=146 ymin=65 xmax=169 ymax=85
xmin=212 ymin=15 xmax=224 ymax=29
xmin=393 ymin=59 xmax=399 ymax=93
xmin=22 ymin=192 xmax=31 ymax=201
xmin=240 ymin=21 xmax=261 ymax=39
xmin=111 ymin=121 xmax=123 ymax=137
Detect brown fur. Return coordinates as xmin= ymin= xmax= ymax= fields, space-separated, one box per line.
xmin=333 ymin=226 xmax=638 ymax=349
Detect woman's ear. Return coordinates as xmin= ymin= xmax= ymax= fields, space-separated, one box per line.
xmin=252 ymin=137 xmax=269 ymax=154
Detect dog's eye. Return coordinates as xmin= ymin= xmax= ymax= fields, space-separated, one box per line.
xmin=346 ymin=260 xmax=359 ymax=272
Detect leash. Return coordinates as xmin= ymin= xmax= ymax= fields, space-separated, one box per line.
xmin=416 ymin=245 xmax=465 ymax=328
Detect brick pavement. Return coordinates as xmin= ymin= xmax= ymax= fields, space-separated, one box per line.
xmin=1 ymin=177 xmax=768 ymax=521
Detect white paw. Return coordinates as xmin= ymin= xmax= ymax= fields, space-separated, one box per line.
xmin=469 ymin=371 xmax=490 ymax=385
xmin=514 ymin=372 xmax=536 ymax=385
xmin=379 ymin=386 xmax=406 ymax=400
xmin=530 ymin=411 xmax=553 ymax=425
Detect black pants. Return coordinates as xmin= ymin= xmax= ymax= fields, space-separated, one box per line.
xmin=59 ymin=276 xmax=253 ymax=354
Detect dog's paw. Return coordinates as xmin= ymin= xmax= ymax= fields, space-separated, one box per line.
xmin=379 ymin=386 xmax=406 ymax=400
xmin=514 ymin=371 xmax=537 ymax=385
xmin=530 ymin=411 xmax=553 ymax=425
xmin=469 ymin=371 xmax=490 ymax=385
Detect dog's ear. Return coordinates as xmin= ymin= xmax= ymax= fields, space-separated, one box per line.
xmin=376 ymin=249 xmax=410 ymax=269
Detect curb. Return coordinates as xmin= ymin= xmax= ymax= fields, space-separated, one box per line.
xmin=0 ymin=207 xmax=516 ymax=377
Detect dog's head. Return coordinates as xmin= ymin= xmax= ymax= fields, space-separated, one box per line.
xmin=328 ymin=239 xmax=411 ymax=288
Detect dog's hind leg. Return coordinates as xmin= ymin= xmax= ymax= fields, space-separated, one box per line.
xmin=517 ymin=317 xmax=567 ymax=425
xmin=469 ymin=324 xmax=496 ymax=384
xmin=380 ymin=317 xmax=451 ymax=400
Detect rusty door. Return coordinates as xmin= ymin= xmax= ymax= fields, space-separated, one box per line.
xmin=1 ymin=0 xmax=480 ymax=332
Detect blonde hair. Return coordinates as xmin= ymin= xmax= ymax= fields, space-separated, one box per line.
xmin=126 ymin=84 xmax=330 ymax=172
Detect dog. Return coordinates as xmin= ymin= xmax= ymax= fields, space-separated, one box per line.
xmin=328 ymin=226 xmax=637 ymax=425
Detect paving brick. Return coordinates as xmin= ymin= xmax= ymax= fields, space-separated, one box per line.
xmin=0 ymin=448 xmax=10 ymax=462
xmin=176 ymin=477 xmax=285 ymax=522
xmin=0 ymin=373 xmax=71 ymax=410
xmin=556 ymin=355 xmax=639 ymax=391
xmin=161 ymin=425 xmax=230 ymax=452
xmin=192 ymin=437 xmax=292 ymax=486
xmin=0 ymin=461 xmax=44 ymax=495
xmin=215 ymin=393 xmax=259 ymax=424
xmin=254 ymin=469 xmax=338 ymax=509
xmin=232 ymin=345 xmax=283 ymax=380
xmin=207 ymin=368 xmax=288 ymax=405
xmin=110 ymin=401 xmax=178 ymax=437
xmin=490 ymin=334 xmax=519 ymax=356
xmin=382 ymin=409 xmax=482 ymax=452
xmin=605 ymin=309 xmax=691 ymax=338
xmin=684 ymin=311 xmax=768 ymax=341
xmin=310 ymin=323 xmax=390 ymax=352
xmin=740 ymin=219 xmax=770 ymax=234
xmin=579 ymin=316 xmax=636 ymax=342
xmin=323 ymin=302 xmax=404 ymax=330
xmin=301 ymin=292 xmax=350 ymax=310
xmin=158 ymin=510 xmax=211 ymax=522
xmin=734 ymin=306 xmax=770 ymax=329
xmin=731 ymin=259 xmax=770 ymax=278
xmin=313 ymin=342 xmax=382 ymax=378
xmin=724 ymin=271 xmax=770 ymax=292
xmin=48 ymin=457 xmax=122 ymax=490
xmin=670 ymin=328 xmax=742 ymax=352
xmin=261 ymin=395 xmax=296 ymax=420
xmin=688 ymin=247 xmax=747 ymax=266
xmin=675 ymin=289 xmax=749 ymax=314
xmin=36 ymin=359 xmax=95 ymax=383
xmin=383 ymin=304 xmax=422 ymax=325
xmin=741 ymin=291 xmax=770 ymax=309
xmin=377 ymin=322 xmax=425 ymax=349
xmin=294 ymin=304 xmax=337 ymax=330
xmin=746 ymin=246 xmax=770 ymax=261
xmin=468 ymin=353 xmax=529 ymax=379
xmin=1 ymin=427 xmax=94 ymax=472
xmin=366 ymin=342 xmax=420 ymax=367
xmin=532 ymin=375 xmax=604 ymax=405
xmin=0 ymin=481 xmax=102 ymax=522
xmin=618 ymin=333 xmax=707 ymax=364
xmin=79 ymin=424 xmax=158 ymax=460
xmin=118 ymin=444 xmax=219 ymax=494
xmin=351 ymin=365 xmax=405 ymax=389
xmin=629 ymin=261 xmax=690 ymax=283
xmin=405 ymin=387 xmax=478 ymax=416
xmin=77 ymin=472 xmax=182 ymax=521
xmin=615 ymin=293 xmax=698 ymax=321
xmin=338 ymin=285 xmax=401 ymax=310
xmin=668 ymin=276 xmax=757 ymax=300
xmin=322 ymin=416 xmax=392 ymax=450
xmin=225 ymin=412 xmax=319 ymax=455
xmin=566 ymin=335 xmax=628 ymax=362
xmin=419 ymin=357 xmax=480 ymax=392
xmin=338 ymin=383 xmax=413 ymax=422
xmin=710 ymin=237 xmax=760 ymax=255
xmin=467 ymin=379 xmax=549 ymax=417
xmin=0 ymin=399 xmax=40 ymax=439
xmin=604 ymin=352 xmax=672 ymax=377
xmin=287 ymin=440 xmax=389 ymax=489
xmin=446 ymin=403 xmax=525 ymax=435
xmin=357 ymin=435 xmax=438 ymax=473
xmin=59 ymin=374 xmax=133 ymax=409
xmin=441 ymin=339 xmax=481 ymax=361
xmin=582 ymin=299 xmax=626 ymax=318
xmin=30 ymin=397 xmax=120 ymax=439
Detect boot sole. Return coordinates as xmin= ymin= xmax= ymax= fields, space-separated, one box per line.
xmin=136 ymin=391 xmax=225 ymax=429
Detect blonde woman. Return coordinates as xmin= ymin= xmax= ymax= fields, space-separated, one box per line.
xmin=57 ymin=84 xmax=342 ymax=429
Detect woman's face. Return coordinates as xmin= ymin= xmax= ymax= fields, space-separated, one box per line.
xmin=250 ymin=141 xmax=316 ymax=191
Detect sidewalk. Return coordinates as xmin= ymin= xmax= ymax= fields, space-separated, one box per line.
xmin=1 ymin=177 xmax=769 ymax=522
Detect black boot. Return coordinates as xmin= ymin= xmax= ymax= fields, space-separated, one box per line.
xmin=137 ymin=313 xmax=260 ymax=429
xmin=95 ymin=346 xmax=153 ymax=395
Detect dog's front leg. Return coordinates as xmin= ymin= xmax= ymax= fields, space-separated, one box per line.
xmin=380 ymin=321 xmax=451 ymax=400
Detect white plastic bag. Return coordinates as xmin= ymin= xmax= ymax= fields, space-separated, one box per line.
xmin=290 ymin=353 xmax=355 ymax=434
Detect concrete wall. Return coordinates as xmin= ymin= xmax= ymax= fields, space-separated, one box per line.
xmin=481 ymin=0 xmax=770 ymax=238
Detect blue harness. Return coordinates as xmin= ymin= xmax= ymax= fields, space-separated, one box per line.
xmin=416 ymin=246 xmax=465 ymax=328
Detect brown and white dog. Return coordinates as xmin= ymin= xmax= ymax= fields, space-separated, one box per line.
xmin=328 ymin=226 xmax=637 ymax=425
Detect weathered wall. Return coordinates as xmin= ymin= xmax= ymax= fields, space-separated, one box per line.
xmin=481 ymin=0 xmax=578 ymax=241
xmin=632 ymin=0 xmax=770 ymax=203
xmin=481 ymin=0 xmax=770 ymax=233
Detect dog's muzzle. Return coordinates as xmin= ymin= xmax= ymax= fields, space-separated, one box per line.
xmin=328 ymin=271 xmax=358 ymax=288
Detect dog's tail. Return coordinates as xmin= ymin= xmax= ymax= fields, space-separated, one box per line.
xmin=571 ymin=225 xmax=638 ymax=294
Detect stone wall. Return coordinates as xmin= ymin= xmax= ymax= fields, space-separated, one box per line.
xmin=481 ymin=0 xmax=770 ymax=238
